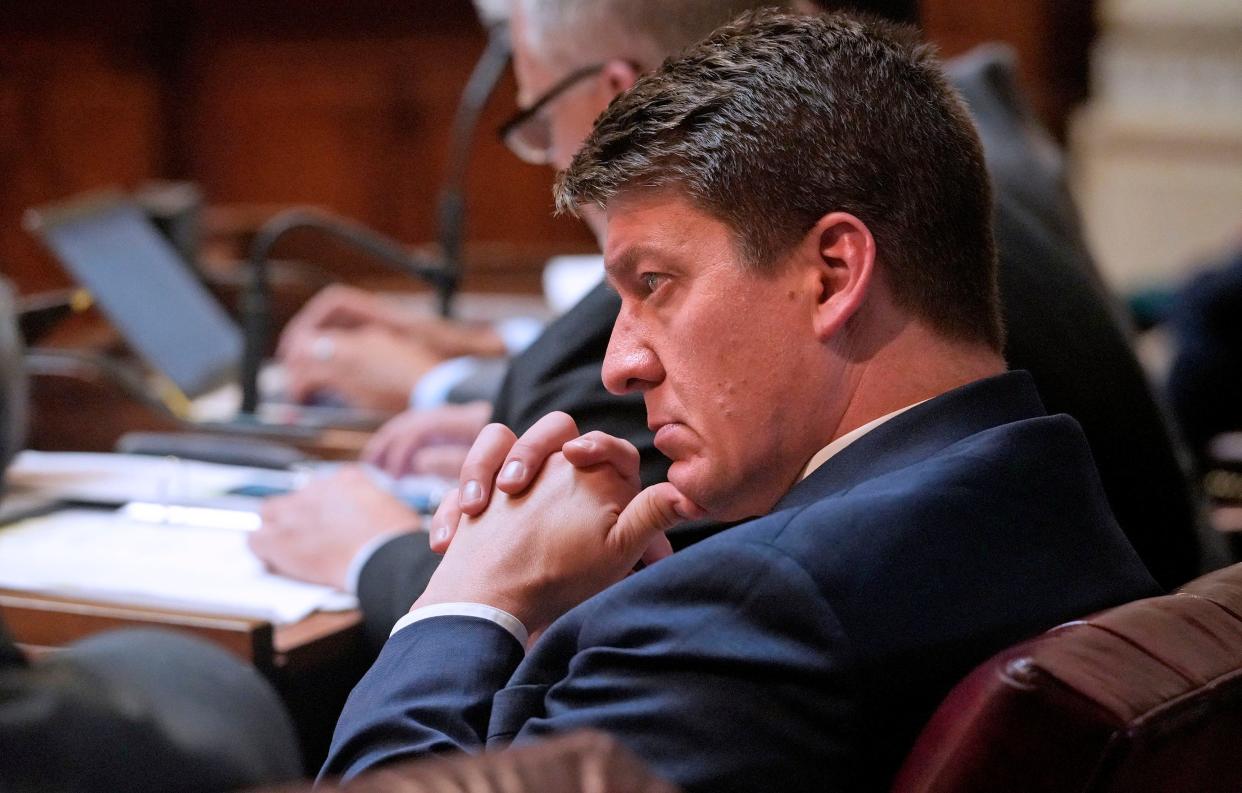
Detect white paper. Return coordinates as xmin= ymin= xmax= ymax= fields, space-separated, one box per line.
xmin=6 ymin=451 xmax=297 ymax=506
xmin=0 ymin=509 xmax=356 ymax=625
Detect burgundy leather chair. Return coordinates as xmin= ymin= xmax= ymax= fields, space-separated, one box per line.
xmin=892 ymin=562 xmax=1242 ymax=793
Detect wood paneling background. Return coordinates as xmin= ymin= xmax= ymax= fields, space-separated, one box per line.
xmin=921 ymin=0 xmax=1096 ymax=141
xmin=0 ymin=0 xmax=1093 ymax=297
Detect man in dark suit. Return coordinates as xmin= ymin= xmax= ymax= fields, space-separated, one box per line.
xmin=251 ymin=0 xmax=1200 ymax=646
xmin=940 ymin=43 xmax=1206 ymax=588
xmin=322 ymin=12 xmax=1158 ymax=791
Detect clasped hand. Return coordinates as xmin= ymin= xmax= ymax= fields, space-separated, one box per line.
xmin=413 ymin=412 xmax=704 ymax=638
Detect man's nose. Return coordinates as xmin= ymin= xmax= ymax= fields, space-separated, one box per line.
xmin=603 ymin=319 xmax=663 ymax=396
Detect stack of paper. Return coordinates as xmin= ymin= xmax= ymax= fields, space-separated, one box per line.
xmin=5 ymin=450 xmax=297 ymax=507
xmin=0 ymin=508 xmax=355 ymax=625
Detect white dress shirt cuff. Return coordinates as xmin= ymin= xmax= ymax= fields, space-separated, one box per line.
xmin=410 ymin=356 xmax=482 ymax=411
xmin=391 ymin=602 xmax=529 ymax=648
xmin=493 ymin=316 xmax=544 ymax=356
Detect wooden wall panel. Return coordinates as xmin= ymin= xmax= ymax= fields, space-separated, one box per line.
xmin=0 ymin=10 xmax=165 ymax=292
xmin=0 ymin=0 xmax=592 ymax=298
xmin=0 ymin=0 xmax=1089 ymax=297
xmin=921 ymin=0 xmax=1096 ymax=140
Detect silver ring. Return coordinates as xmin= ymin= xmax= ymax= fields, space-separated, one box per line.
xmin=311 ymin=335 xmax=335 ymax=362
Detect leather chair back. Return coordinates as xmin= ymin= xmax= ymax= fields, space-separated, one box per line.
xmin=892 ymin=563 xmax=1242 ymax=792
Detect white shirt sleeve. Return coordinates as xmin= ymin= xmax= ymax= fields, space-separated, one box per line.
xmin=493 ymin=316 xmax=544 ymax=356
xmin=409 ymin=356 xmax=484 ymax=411
xmin=390 ymin=602 xmax=529 ymax=648
xmin=342 ymin=532 xmax=411 ymax=595
xmin=408 ymin=317 xmax=543 ymax=410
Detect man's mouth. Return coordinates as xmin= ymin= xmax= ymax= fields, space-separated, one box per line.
xmin=652 ymin=422 xmax=688 ymax=453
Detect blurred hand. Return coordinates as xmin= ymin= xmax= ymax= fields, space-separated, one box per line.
xmin=362 ymin=401 xmax=492 ymax=478
xmin=415 ymin=412 xmax=703 ymax=636
xmin=278 ymin=284 xmax=507 ymax=361
xmin=281 ymin=326 xmax=439 ymax=412
xmin=249 ymin=467 xmax=421 ymax=590
xmin=278 ymin=284 xmax=412 ymax=358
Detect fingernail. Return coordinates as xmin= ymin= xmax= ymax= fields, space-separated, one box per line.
xmin=462 ymin=480 xmax=482 ymax=504
xmin=568 ymin=438 xmax=595 ymax=451
xmin=501 ymin=459 xmax=524 ymax=481
xmin=434 ymin=526 xmax=449 ymax=544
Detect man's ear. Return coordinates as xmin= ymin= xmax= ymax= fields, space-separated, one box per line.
xmin=805 ymin=212 xmax=876 ymax=342
xmin=601 ymin=59 xmax=640 ymax=96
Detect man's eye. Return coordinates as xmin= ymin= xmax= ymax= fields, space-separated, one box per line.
xmin=640 ymin=273 xmax=666 ymax=293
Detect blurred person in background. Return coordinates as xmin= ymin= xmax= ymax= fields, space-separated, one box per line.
xmin=1167 ymin=234 xmax=1242 ymax=468
xmin=276 ymin=282 xmax=538 ymax=414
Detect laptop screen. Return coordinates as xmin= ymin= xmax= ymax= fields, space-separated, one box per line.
xmin=26 ymin=194 xmax=244 ymax=399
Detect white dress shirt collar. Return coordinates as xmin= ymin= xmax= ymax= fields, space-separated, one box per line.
xmin=798 ymin=399 xmax=928 ymax=482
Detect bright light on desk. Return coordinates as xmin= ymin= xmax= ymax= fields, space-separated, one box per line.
xmin=121 ymin=502 xmax=262 ymax=532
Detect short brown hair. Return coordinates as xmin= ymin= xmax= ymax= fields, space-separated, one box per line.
xmin=556 ymin=10 xmax=1004 ymax=350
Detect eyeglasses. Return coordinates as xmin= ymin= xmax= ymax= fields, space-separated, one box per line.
xmin=498 ymin=63 xmax=606 ymax=165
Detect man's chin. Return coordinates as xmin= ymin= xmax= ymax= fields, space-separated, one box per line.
xmin=667 ymin=460 xmax=704 ymax=497
xmin=667 ymin=461 xmax=725 ymax=520
xmin=668 ymin=462 xmax=767 ymax=523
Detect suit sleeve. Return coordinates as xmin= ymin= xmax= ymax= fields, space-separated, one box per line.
xmin=321 ymin=616 xmax=526 ymax=781
xmin=355 ymin=532 xmax=444 ymax=657
xmin=324 ymin=537 xmax=863 ymax=793
xmin=506 ymin=540 xmax=862 ymax=793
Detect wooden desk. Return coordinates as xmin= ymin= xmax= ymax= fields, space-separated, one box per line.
xmin=0 ymin=588 xmax=360 ymax=668
xmin=0 ymin=588 xmax=367 ymax=770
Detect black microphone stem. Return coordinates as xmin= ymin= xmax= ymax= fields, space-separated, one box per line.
xmin=240 ymin=210 xmax=453 ymax=416
xmin=437 ymin=23 xmax=511 ymax=318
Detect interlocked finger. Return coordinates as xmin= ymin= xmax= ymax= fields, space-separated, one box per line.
xmin=493 ymin=412 xmax=582 ymax=496
xmin=561 ymin=431 xmax=642 ymax=491
xmin=457 ymin=423 xmax=520 ymax=516
xmin=429 ymin=487 xmax=463 ymax=553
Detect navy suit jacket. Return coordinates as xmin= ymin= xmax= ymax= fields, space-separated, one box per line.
xmin=325 ymin=372 xmax=1158 ymax=791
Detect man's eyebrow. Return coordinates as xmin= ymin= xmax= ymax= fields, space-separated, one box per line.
xmin=603 ymin=249 xmax=637 ymax=286
xmin=604 ymin=245 xmax=666 ymax=286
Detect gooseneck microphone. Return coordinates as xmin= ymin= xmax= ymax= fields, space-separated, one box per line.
xmin=437 ymin=21 xmax=512 ymax=316
xmin=240 ymin=210 xmax=454 ymax=415
xmin=240 ymin=18 xmax=511 ymax=417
